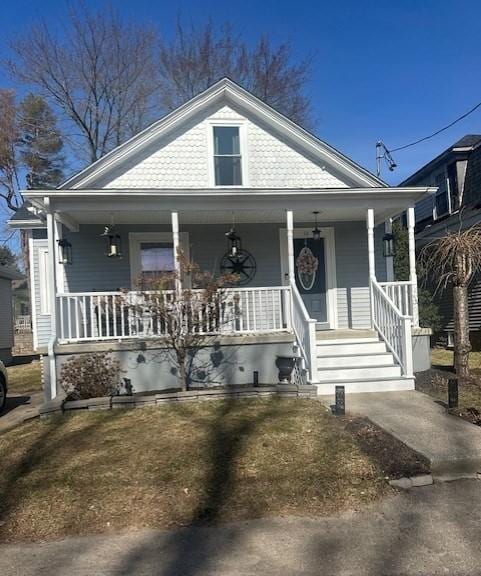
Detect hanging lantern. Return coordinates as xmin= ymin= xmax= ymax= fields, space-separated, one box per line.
xmin=312 ymin=211 xmax=321 ymax=241
xmin=382 ymin=232 xmax=395 ymax=258
xmin=225 ymin=226 xmax=242 ymax=258
xmin=57 ymin=238 xmax=72 ymax=265
xmin=101 ymin=225 xmax=122 ymax=258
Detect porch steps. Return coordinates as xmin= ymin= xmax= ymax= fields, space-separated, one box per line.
xmin=314 ymin=334 xmax=414 ymax=394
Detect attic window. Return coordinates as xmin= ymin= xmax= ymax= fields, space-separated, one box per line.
xmin=213 ymin=126 xmax=242 ymax=186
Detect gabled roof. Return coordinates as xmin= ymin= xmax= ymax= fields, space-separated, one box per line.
xmin=7 ymin=202 xmax=45 ymax=229
xmin=0 ymin=265 xmax=23 ymax=281
xmin=60 ymin=77 xmax=385 ymax=190
xmin=401 ymin=134 xmax=481 ymax=186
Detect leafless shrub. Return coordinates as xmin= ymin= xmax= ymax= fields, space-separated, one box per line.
xmin=60 ymin=352 xmax=123 ymax=400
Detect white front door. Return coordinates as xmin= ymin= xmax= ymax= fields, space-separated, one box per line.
xmin=280 ymin=227 xmax=337 ymax=330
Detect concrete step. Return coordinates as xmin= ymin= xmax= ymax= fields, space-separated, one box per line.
xmin=317 ymin=352 xmax=394 ymax=368
xmin=316 ymin=340 xmax=387 ymax=356
xmin=317 ymin=365 xmax=402 ymax=381
xmin=316 ymin=336 xmax=379 ymax=345
xmin=314 ymin=377 xmax=415 ymax=395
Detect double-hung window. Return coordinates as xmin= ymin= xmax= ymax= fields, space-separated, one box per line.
xmin=213 ymin=126 xmax=242 ymax=186
xmin=434 ymin=172 xmax=450 ymax=219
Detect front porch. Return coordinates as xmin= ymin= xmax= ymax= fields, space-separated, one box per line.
xmin=24 ymin=188 xmax=427 ymax=399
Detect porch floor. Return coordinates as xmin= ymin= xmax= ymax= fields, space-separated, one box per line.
xmin=316 ymin=329 xmax=377 ymax=341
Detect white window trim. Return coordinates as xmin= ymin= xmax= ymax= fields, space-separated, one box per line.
xmin=432 ymin=170 xmax=451 ymax=220
xmin=128 ymin=232 xmax=190 ymax=289
xmin=207 ymin=120 xmax=249 ymax=188
xmin=28 ymin=234 xmax=38 ymax=349
xmin=279 ymin=227 xmax=338 ymax=330
xmin=38 ymin=247 xmax=51 ymax=316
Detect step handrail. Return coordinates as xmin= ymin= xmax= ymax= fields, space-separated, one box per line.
xmin=290 ymin=281 xmax=317 ymax=382
xmin=370 ymin=277 xmax=413 ymax=377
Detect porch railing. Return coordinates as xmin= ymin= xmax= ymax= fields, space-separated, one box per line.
xmin=290 ymin=281 xmax=317 ymax=383
xmin=378 ymin=281 xmax=415 ymax=320
xmin=371 ymin=278 xmax=413 ymax=377
xmin=56 ymin=286 xmax=290 ymax=343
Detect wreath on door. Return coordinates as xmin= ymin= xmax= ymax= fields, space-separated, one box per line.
xmin=296 ymin=246 xmax=318 ymax=291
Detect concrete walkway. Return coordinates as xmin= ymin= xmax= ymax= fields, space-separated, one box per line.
xmin=1 ymin=480 xmax=481 ymax=575
xmin=320 ymin=390 xmax=481 ymax=479
xmin=0 ymin=392 xmax=43 ymax=434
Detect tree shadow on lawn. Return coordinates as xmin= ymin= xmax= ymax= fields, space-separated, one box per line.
xmin=0 ymin=410 xmax=125 ymax=543
xmin=114 ymin=398 xmax=358 ymax=576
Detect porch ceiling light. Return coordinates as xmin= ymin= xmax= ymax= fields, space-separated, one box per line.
xmin=312 ymin=211 xmax=321 ymax=241
xmin=57 ymin=238 xmax=72 ymax=265
xmin=225 ymin=226 xmax=242 ymax=258
xmin=101 ymin=225 xmax=122 ymax=258
xmin=382 ymin=232 xmax=395 ymax=258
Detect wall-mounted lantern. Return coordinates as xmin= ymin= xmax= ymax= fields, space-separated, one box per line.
xmin=57 ymin=238 xmax=72 ymax=265
xmin=101 ymin=226 xmax=122 ymax=258
xmin=312 ymin=211 xmax=321 ymax=241
xmin=382 ymin=232 xmax=395 ymax=258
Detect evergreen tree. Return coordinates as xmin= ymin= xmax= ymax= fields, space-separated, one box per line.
xmin=392 ymin=220 xmax=441 ymax=332
xmin=17 ymin=93 xmax=64 ymax=189
xmin=0 ymin=245 xmax=17 ymax=268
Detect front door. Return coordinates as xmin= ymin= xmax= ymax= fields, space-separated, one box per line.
xmin=293 ymin=236 xmax=327 ymax=325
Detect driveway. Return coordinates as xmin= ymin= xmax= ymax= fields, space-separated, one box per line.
xmin=1 ymin=479 xmax=481 ymax=575
xmin=0 ymin=391 xmax=43 ymax=434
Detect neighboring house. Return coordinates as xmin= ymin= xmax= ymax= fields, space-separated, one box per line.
xmin=9 ymin=78 xmax=433 ymax=400
xmin=401 ymin=135 xmax=481 ymax=347
xmin=0 ymin=265 xmax=24 ymax=364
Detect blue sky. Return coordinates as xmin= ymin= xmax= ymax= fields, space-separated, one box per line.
xmin=1 ymin=0 xmax=481 ymax=185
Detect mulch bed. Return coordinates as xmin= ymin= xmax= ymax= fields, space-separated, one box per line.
xmin=343 ymin=416 xmax=430 ymax=479
xmin=416 ymin=367 xmax=481 ymax=427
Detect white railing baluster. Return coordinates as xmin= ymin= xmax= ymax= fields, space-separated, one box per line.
xmin=55 ymin=287 xmax=290 ymax=343
xmin=371 ymin=278 xmax=413 ymax=377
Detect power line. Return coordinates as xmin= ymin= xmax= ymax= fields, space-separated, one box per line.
xmin=390 ymin=99 xmax=481 ymax=152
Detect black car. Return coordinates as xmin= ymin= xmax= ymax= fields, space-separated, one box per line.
xmin=0 ymin=361 xmax=8 ymax=412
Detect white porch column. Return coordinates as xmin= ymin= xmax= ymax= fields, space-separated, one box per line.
xmin=367 ymin=208 xmax=376 ymax=330
xmin=385 ymin=218 xmax=394 ymax=281
xmin=286 ymin=210 xmax=295 ymax=284
xmin=366 ymin=208 xmax=376 ymax=279
xmin=407 ymin=206 xmax=419 ymax=327
xmin=45 ymin=198 xmax=58 ymax=400
xmin=171 ymin=211 xmax=181 ymax=293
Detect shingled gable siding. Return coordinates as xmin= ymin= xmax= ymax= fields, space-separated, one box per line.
xmin=96 ymin=105 xmax=349 ymax=190
xmin=61 ymin=221 xmax=386 ymax=331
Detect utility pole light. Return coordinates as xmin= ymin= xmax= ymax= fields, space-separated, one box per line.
xmin=376 ymin=141 xmax=397 ymax=177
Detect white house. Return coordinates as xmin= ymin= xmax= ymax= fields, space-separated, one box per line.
xmin=9 ymin=78 xmax=434 ymax=400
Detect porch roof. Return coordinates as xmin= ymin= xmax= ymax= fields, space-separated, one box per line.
xmin=20 ymin=186 xmax=435 ymax=228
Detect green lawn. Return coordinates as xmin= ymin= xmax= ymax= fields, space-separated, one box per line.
xmin=6 ymin=361 xmax=42 ymax=395
xmin=0 ymin=398 xmax=426 ymax=543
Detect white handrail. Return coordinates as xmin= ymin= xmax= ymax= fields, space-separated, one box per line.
xmin=56 ymin=287 xmax=290 ymax=342
xmin=378 ymin=280 xmax=415 ymax=320
xmin=371 ymin=278 xmax=413 ymax=377
xmin=290 ymin=281 xmax=317 ymax=382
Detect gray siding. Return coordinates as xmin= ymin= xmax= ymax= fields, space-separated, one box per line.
xmin=62 ymin=221 xmax=386 ymax=331
xmin=0 ymin=277 xmax=13 ymax=351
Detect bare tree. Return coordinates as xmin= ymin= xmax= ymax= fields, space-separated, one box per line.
xmin=8 ymin=5 xmax=159 ymax=163
xmin=0 ymin=90 xmax=20 ymax=211
xmin=129 ymin=251 xmax=239 ymax=391
xmin=158 ymin=19 xmax=313 ymax=126
xmin=420 ymin=225 xmax=481 ymax=380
